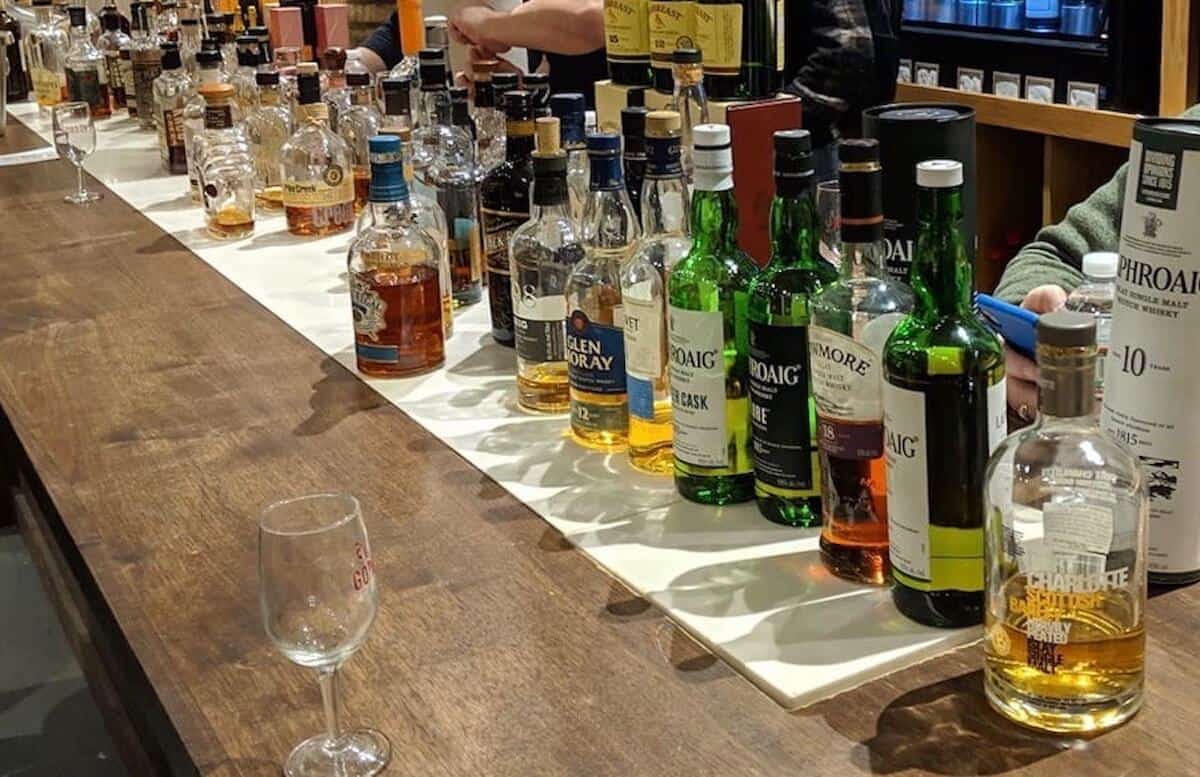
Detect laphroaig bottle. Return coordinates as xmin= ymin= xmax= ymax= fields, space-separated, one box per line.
xmin=984 ymin=310 xmax=1146 ymax=734
xmin=549 ymin=92 xmax=589 ymax=221
xmin=810 ymin=140 xmax=914 ymax=583
xmin=747 ymin=130 xmax=838 ymax=526
xmin=1064 ymin=251 xmax=1116 ymax=402
xmin=668 ymin=123 xmax=759 ymax=504
xmin=621 ymin=110 xmax=689 ymax=476
xmin=603 ymin=0 xmax=651 ymax=86
xmin=566 ymin=132 xmax=640 ymax=450
xmin=883 ymin=160 xmax=1006 ymax=628
xmin=510 ymin=117 xmax=585 ymax=413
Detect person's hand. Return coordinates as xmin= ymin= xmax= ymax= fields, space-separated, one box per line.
xmin=450 ymin=4 xmax=509 ymax=54
xmin=1007 ymin=284 xmax=1068 ymax=421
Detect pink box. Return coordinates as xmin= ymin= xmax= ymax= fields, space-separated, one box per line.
xmin=268 ymin=6 xmax=305 ymax=52
xmin=315 ymin=4 xmax=350 ymax=54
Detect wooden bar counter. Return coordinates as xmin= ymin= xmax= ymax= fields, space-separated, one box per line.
xmin=2 ymin=118 xmax=1200 ymax=777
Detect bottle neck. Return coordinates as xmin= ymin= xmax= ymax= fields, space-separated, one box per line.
xmin=589 ymin=153 xmax=624 ymax=191
xmin=839 ymin=240 xmax=885 ymax=281
xmin=641 ymin=177 xmax=687 ymax=237
xmin=197 ymin=65 xmax=222 ymax=86
xmin=258 ymin=83 xmax=281 ymax=105
xmin=911 ymin=186 xmax=972 ymax=318
xmin=369 ymin=198 xmax=410 ymax=224
xmin=506 ymin=118 xmax=534 ymax=161
xmin=1037 ymin=345 xmax=1097 ymax=419
xmin=690 ymin=188 xmax=739 ymax=254
xmin=768 ymin=175 xmax=818 ymax=267
xmin=350 ymin=84 xmax=373 ymax=106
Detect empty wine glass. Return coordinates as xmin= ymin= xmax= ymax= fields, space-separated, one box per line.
xmin=259 ymin=493 xmax=391 ymax=777
xmin=816 ymin=179 xmax=840 ymax=267
xmin=52 ymin=101 xmax=101 ymax=205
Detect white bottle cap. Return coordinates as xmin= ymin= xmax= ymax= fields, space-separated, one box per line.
xmin=916 ymin=159 xmax=964 ymax=188
xmin=1082 ymin=251 xmax=1119 ymax=279
xmin=693 ymin=123 xmax=733 ymax=191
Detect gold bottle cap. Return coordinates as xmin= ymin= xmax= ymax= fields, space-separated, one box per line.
xmin=534 ymin=117 xmax=561 ymax=155
xmin=646 ymin=110 xmax=681 ymax=138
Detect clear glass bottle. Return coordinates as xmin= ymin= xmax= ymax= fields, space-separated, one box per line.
xmin=320 ymin=46 xmax=349 ymax=130
xmin=64 ymin=5 xmax=110 ymax=118
xmin=128 ymin=1 xmax=161 ymax=129
xmin=621 ymin=105 xmax=648 ymax=221
xmin=230 ymin=34 xmax=259 ymax=113
xmin=378 ymin=75 xmax=412 ymax=141
xmin=550 ymin=92 xmax=589 ymax=222
xmin=883 ymin=160 xmax=1006 ymax=628
xmin=984 ymin=310 xmax=1147 ymax=734
xmin=196 ymin=82 xmax=255 ymax=239
xmin=410 ymin=47 xmax=449 ymax=181
xmin=0 ymin=0 xmax=30 ymax=103
xmin=152 ymin=42 xmax=190 ymax=174
xmin=566 ymin=132 xmax=640 ymax=451
xmin=437 ymin=87 xmax=484 ymax=306
xmin=668 ymin=123 xmax=758 ymax=505
xmin=810 ymin=139 xmax=915 ymax=584
xmin=337 ymin=70 xmax=382 ymax=213
xmin=669 ymin=47 xmax=709 ymax=184
xmin=97 ymin=5 xmax=129 ymax=111
xmin=26 ymin=0 xmax=68 ymax=111
xmin=621 ymin=110 xmax=689 ymax=476
xmin=747 ymin=130 xmax=838 ymax=525
xmin=155 ymin=0 xmax=179 ymax=42
xmin=245 ymin=68 xmax=291 ymax=210
xmin=183 ymin=48 xmax=227 ymax=200
xmin=177 ymin=16 xmax=199 ymax=73
xmin=349 ymin=135 xmax=446 ymax=377
xmin=1065 ymin=251 xmax=1117 ymax=402
xmin=280 ymin=62 xmax=356 ymax=236
xmin=471 ymin=73 xmax=505 ymax=172
xmin=511 ymin=117 xmax=585 ymax=413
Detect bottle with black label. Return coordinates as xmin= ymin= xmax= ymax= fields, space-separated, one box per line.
xmin=510 ymin=117 xmax=585 ymax=413
xmin=883 ymin=159 xmax=1005 ymax=628
xmin=668 ymin=123 xmax=759 ymax=504
xmin=747 ymin=130 xmax=837 ymax=526
xmin=604 ymin=0 xmax=651 ymax=86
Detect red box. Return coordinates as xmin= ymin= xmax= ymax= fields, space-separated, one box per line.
xmin=315 ymin=4 xmax=350 ymax=55
xmin=726 ymin=97 xmax=804 ymax=266
xmin=268 ymin=6 xmax=304 ymax=53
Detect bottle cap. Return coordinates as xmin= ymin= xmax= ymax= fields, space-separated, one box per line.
xmin=180 ymin=17 xmax=199 ymax=26
xmin=255 ymin=69 xmax=280 ymax=86
xmin=838 ymin=139 xmax=883 ymax=243
xmin=492 ymin=72 xmax=519 ymax=89
xmin=346 ymin=71 xmax=371 ymax=87
xmin=367 ymin=135 xmax=409 ymax=202
xmin=673 ymin=48 xmax=701 ymax=64
xmin=839 ymin=137 xmax=880 ymax=166
xmin=419 ymin=49 xmax=447 ymax=91
xmin=621 ymin=106 xmax=648 ymax=137
xmin=381 ymin=75 xmax=411 ymax=93
xmin=1082 ymin=251 xmax=1118 ymax=279
xmin=692 ymin=123 xmax=733 ymax=189
xmin=916 ymin=159 xmax=963 ymax=188
xmin=645 ymin=110 xmax=681 ymax=137
xmin=67 ymin=5 xmax=86 ymax=27
xmin=535 ymin=117 xmax=561 ymax=155
xmin=32 ymin=0 xmax=51 ymax=7
xmin=1037 ymin=310 xmax=1096 ymax=348
xmin=296 ymin=62 xmax=321 ymax=104
xmin=196 ymin=49 xmax=222 ymax=67
xmin=586 ymin=132 xmax=621 ymax=156
xmin=550 ymin=93 xmax=586 ymax=145
xmin=101 ymin=8 xmax=120 ymax=31
xmin=449 ymin=85 xmax=469 ymax=102
xmin=160 ymin=42 xmax=182 ymax=69
xmin=424 ymin=15 xmax=449 ymax=49
xmin=199 ymin=82 xmax=236 ymax=100
xmin=503 ymin=90 xmax=533 ymax=120
xmin=626 ymin=87 xmax=645 ymax=107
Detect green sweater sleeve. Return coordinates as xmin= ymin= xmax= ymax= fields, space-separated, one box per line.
xmin=993 ymin=104 xmax=1200 ymax=304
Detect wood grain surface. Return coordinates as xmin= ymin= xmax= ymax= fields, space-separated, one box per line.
xmin=2 ymin=130 xmax=1200 ymax=777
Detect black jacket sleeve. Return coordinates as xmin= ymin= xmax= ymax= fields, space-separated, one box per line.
xmin=362 ymin=11 xmax=404 ymax=70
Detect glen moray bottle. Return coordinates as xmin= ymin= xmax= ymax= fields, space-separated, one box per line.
xmin=668 ymin=123 xmax=759 ymax=504
xmin=747 ymin=130 xmax=838 ymax=526
xmin=883 ymin=160 xmax=1006 ymax=628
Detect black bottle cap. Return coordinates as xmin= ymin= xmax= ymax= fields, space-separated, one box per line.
xmin=382 ymin=76 xmax=411 ymax=114
xmin=180 ymin=17 xmax=199 ymax=26
xmin=236 ymin=36 xmax=259 ymax=67
xmin=160 ymin=42 xmax=182 ymax=70
xmin=67 ymin=5 xmax=86 ymax=27
xmin=1038 ymin=310 xmax=1096 ymax=348
xmin=248 ymin=25 xmax=269 ymax=38
xmin=32 ymin=0 xmax=51 ymax=7
xmin=622 ymin=106 xmax=648 ymax=154
xmin=205 ymin=13 xmax=224 ymax=28
xmin=196 ymin=48 xmax=222 ymax=67
xmin=346 ymin=71 xmax=370 ymax=87
xmin=474 ymin=80 xmax=494 ymax=108
xmin=503 ymin=90 xmax=533 ymax=120
xmin=101 ymin=7 xmax=120 ymax=31
xmin=296 ymin=64 xmax=321 ymax=104
xmin=673 ymin=48 xmax=701 ymax=64
xmin=774 ymin=129 xmax=813 ymax=172
xmin=492 ymin=72 xmax=519 ymax=89
xmin=256 ymin=69 xmax=280 ymax=86
xmin=382 ymin=75 xmax=411 ymax=93
xmin=626 ymin=87 xmax=645 ymax=107
xmin=839 ymin=137 xmax=880 ymax=165
xmin=524 ymin=72 xmax=548 ymax=88
xmin=838 ymin=139 xmax=883 ymax=244
xmin=533 ymin=153 xmax=569 ymax=176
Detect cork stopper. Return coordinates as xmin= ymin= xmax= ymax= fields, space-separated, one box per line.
xmin=535 ymin=117 xmax=561 ymax=156
xmin=646 ymin=110 xmax=680 ymax=138
xmin=199 ymin=82 xmax=236 ymax=100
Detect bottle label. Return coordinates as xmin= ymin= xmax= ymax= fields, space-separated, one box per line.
xmin=32 ymin=67 xmax=63 ymax=105
xmin=450 ymin=216 xmax=483 ymax=283
xmin=809 ymin=319 xmax=901 ymax=459
xmin=204 ymin=103 xmax=235 ymax=130
xmin=694 ymin=3 xmax=742 ymax=75
xmin=350 ymin=273 xmax=399 ymax=365
xmin=132 ymin=56 xmax=161 ymax=116
xmin=1100 ymin=133 xmax=1200 ymax=575
xmin=604 ymin=0 xmax=651 ymax=59
xmin=104 ymin=51 xmax=124 ymax=95
xmin=669 ymin=305 xmax=727 ymax=468
xmin=118 ymin=54 xmax=134 ymax=99
xmin=161 ymin=107 xmax=187 ymax=170
xmin=748 ymin=322 xmax=814 ymax=490
xmin=648 ymin=1 xmax=695 ymax=67
xmin=881 ymin=226 xmax=915 ymax=285
xmin=567 ymin=310 xmax=627 ymax=395
xmin=514 ymin=291 xmax=567 ymax=364
xmin=281 ymin=167 xmax=354 ymax=206
xmin=645 ymin=136 xmax=683 ymax=178
xmin=775 ymin=0 xmax=785 ymax=73
xmin=623 ymin=291 xmax=663 ymax=420
xmin=481 ymin=207 xmax=526 ymax=339
xmin=66 ymin=67 xmax=104 ymax=110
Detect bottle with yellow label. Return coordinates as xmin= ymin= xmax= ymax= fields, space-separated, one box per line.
xmin=694 ymin=0 xmax=775 ymax=101
xmin=648 ymin=0 xmax=695 ymax=94
xmin=604 ymin=0 xmax=651 ymax=86
xmin=280 ymin=62 xmax=356 ymax=236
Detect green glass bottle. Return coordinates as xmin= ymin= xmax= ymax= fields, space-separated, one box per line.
xmin=668 ymin=123 xmax=759 ymax=504
xmin=746 ymin=130 xmax=838 ymax=526
xmin=882 ymin=160 xmax=1006 ymax=629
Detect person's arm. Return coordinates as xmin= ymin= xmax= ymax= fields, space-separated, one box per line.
xmin=351 ymin=10 xmax=403 ymax=72
xmin=449 ymin=0 xmax=604 ymax=56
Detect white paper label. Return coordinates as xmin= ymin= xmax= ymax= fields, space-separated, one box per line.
xmin=884 ymin=381 xmax=930 ymax=582
xmin=1101 ymin=137 xmax=1200 ymax=575
xmin=988 ymin=378 xmax=1008 ymax=453
xmin=512 ymin=288 xmax=566 ymax=322
xmin=1043 ymin=501 xmax=1114 ymax=557
xmin=623 ymin=288 xmax=662 ymax=380
xmin=669 ymin=305 xmax=727 ymax=468
xmin=809 ymin=326 xmax=883 ymax=422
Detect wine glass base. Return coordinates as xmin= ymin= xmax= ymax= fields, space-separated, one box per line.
xmin=64 ymin=191 xmax=102 ymax=205
xmin=284 ymin=728 xmax=391 ymax=777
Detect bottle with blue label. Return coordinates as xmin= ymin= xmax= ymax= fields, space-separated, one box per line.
xmin=1025 ymin=0 xmax=1061 ymax=31
xmin=565 ymin=132 xmax=641 ymax=450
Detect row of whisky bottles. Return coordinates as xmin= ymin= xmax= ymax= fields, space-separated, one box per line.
xmin=345 ymin=112 xmax=1152 ymax=736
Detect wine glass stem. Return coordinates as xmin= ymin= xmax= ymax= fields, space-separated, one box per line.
xmin=75 ymin=164 xmax=85 ymax=198
xmin=317 ymin=667 xmax=343 ymax=747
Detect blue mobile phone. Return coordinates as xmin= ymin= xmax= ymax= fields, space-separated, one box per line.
xmin=975 ymin=293 xmax=1039 ymax=359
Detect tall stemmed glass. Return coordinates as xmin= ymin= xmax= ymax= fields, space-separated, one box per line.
xmin=258 ymin=493 xmax=391 ymax=777
xmin=51 ymin=101 xmax=101 ymax=204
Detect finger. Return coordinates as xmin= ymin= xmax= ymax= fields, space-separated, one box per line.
xmin=1021 ymin=284 xmax=1068 ymax=314
xmin=1007 ymin=374 xmax=1038 ymax=417
xmin=1005 ymin=347 xmax=1039 ymax=382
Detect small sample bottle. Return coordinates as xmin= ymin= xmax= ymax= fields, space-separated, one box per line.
xmin=549 ymin=92 xmax=589 ymax=222
xmin=319 ymin=46 xmax=349 ymax=130
xmin=197 ymin=82 xmax=255 ymax=240
xmin=177 ymin=16 xmax=200 ymax=74
xmin=1065 ymin=251 xmax=1117 ymax=402
xmin=64 ymin=5 xmax=110 ymax=118
xmin=428 ymin=92 xmax=484 ymax=307
xmin=245 ymin=69 xmax=292 ymax=210
xmin=27 ymin=0 xmax=69 ymax=111
xmin=621 ymin=105 xmax=648 ymax=221
xmin=152 ymin=42 xmax=191 ymax=175
xmin=984 ymin=310 xmax=1146 ymax=734
xmin=566 ymin=132 xmax=640 ymax=450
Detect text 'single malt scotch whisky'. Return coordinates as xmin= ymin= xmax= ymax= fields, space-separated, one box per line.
xmin=809 ymin=139 xmax=913 ymax=584
xmin=883 ymin=160 xmax=1006 ymax=628
xmin=668 ymin=123 xmax=759 ymax=504
xmin=620 ymin=110 xmax=690 ymax=476
xmin=566 ymin=132 xmax=640 ymax=450
xmin=984 ymin=311 xmax=1147 ymax=734
xmin=747 ymin=130 xmax=837 ymax=526
xmin=510 ymin=118 xmax=585 ymax=414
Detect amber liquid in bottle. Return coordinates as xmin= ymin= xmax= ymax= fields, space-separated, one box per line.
xmin=207 ymin=205 xmax=255 ymax=239
xmin=353 ymin=263 xmax=446 ymax=378
xmin=353 ymin=168 xmax=370 ymax=213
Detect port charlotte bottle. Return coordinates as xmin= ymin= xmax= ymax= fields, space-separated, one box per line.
xmin=810 ymin=139 xmax=914 ymax=583
xmin=566 ymin=132 xmax=640 ymax=450
xmin=883 ymin=160 xmax=1006 ymax=628
xmin=983 ymin=310 xmax=1147 ymax=734
xmin=747 ymin=130 xmax=838 ymax=525
xmin=668 ymin=123 xmax=758 ymax=504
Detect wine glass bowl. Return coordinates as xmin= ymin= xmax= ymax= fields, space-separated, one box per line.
xmin=51 ymin=101 xmax=101 ymax=204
